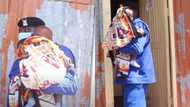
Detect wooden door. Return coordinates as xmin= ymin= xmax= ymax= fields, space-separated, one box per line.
xmin=139 ymin=0 xmax=172 ymax=107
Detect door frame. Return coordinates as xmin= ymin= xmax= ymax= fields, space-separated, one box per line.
xmin=168 ymin=0 xmax=177 ymax=106
xmin=101 ymin=0 xmax=114 ymax=107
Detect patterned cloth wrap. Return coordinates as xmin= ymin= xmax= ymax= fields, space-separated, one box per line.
xmin=114 ymin=53 xmax=131 ymax=76
xmin=8 ymin=76 xmax=21 ymax=107
xmin=105 ymin=6 xmax=137 ymax=77
xmin=17 ymin=36 xmax=73 ymax=90
xmin=105 ymin=6 xmax=136 ymax=49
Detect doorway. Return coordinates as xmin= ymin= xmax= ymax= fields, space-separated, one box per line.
xmin=110 ymin=0 xmax=172 ymax=107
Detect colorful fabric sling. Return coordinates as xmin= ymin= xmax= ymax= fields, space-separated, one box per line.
xmin=105 ymin=6 xmax=137 ymax=49
xmin=105 ymin=6 xmax=138 ymax=78
xmin=8 ymin=36 xmax=74 ymax=107
xmin=17 ymin=35 xmax=73 ymax=90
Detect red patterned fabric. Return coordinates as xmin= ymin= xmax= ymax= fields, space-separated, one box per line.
xmin=17 ymin=36 xmax=72 ymax=90
xmin=105 ymin=6 xmax=136 ymax=49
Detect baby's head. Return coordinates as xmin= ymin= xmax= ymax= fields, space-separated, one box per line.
xmin=32 ymin=26 xmax=53 ymax=40
xmin=125 ymin=4 xmax=139 ymax=21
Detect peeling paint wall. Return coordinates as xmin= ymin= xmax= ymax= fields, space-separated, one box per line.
xmin=0 ymin=0 xmax=95 ymax=107
xmin=174 ymin=0 xmax=190 ymax=107
xmin=95 ymin=0 xmax=107 ymax=106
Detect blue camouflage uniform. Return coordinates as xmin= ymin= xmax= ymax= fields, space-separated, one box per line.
xmin=117 ymin=18 xmax=156 ymax=107
xmin=7 ymin=44 xmax=77 ymax=106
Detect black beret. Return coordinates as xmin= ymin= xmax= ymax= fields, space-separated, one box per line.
xmin=17 ymin=17 xmax=45 ymax=28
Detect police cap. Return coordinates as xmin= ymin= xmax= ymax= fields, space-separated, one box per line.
xmin=17 ymin=17 xmax=45 ymax=28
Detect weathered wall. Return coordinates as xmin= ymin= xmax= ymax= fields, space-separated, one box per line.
xmin=95 ymin=0 xmax=106 ymax=106
xmin=0 ymin=0 xmax=95 ymax=107
xmin=173 ymin=0 xmax=190 ymax=107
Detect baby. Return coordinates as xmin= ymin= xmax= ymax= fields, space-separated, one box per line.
xmin=103 ymin=5 xmax=145 ymax=77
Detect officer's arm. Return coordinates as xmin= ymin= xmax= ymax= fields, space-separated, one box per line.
xmin=7 ymin=60 xmax=21 ymax=107
xmin=39 ymin=57 xmax=78 ymax=95
xmin=60 ymin=69 xmax=78 ymax=95
xmin=119 ymin=22 xmax=149 ymax=55
xmin=59 ymin=45 xmax=78 ymax=95
xmin=59 ymin=45 xmax=76 ymax=67
xmin=9 ymin=59 xmax=20 ymax=79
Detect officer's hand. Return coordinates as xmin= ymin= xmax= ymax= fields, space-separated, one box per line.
xmin=137 ymin=28 xmax=145 ymax=36
xmin=62 ymin=57 xmax=73 ymax=69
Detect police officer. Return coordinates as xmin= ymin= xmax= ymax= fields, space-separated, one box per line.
xmin=8 ymin=17 xmax=77 ymax=107
xmin=117 ymin=4 xmax=156 ymax=107
xmin=7 ymin=17 xmax=46 ymax=107
xmin=9 ymin=17 xmax=46 ymax=81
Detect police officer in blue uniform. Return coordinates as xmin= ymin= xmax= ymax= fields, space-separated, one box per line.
xmin=116 ymin=4 xmax=156 ymax=107
xmin=8 ymin=17 xmax=77 ymax=107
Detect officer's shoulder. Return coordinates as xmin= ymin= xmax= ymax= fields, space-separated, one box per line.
xmin=134 ymin=18 xmax=147 ymax=25
xmin=58 ymin=44 xmax=69 ymax=51
xmin=57 ymin=44 xmax=74 ymax=55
